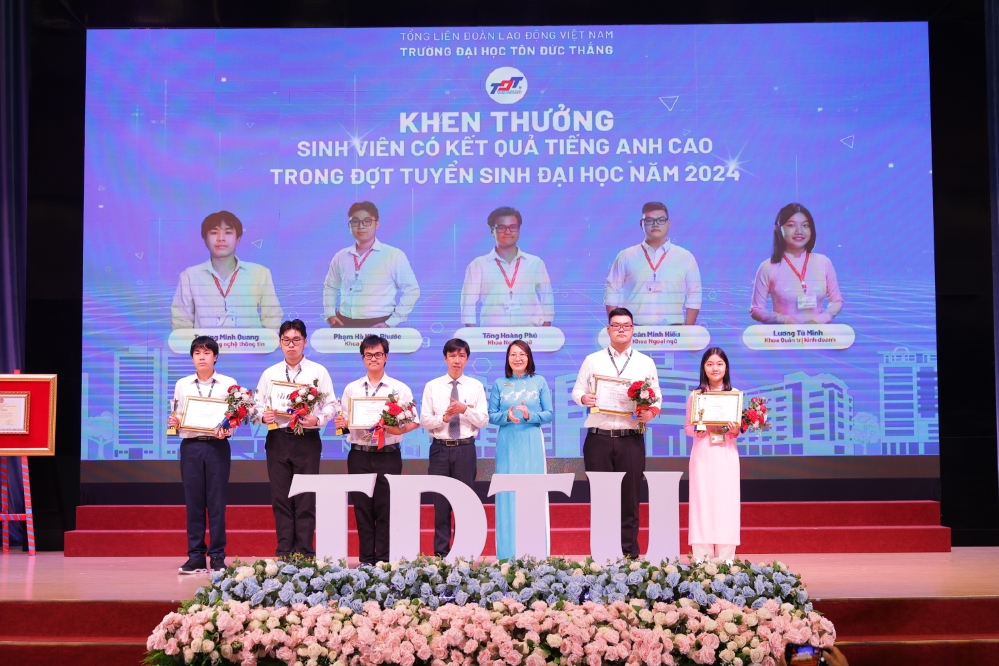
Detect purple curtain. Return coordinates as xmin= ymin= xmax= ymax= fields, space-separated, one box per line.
xmin=0 ymin=0 xmax=29 ymax=547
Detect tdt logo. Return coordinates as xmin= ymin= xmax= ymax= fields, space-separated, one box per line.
xmin=485 ymin=67 xmax=528 ymax=104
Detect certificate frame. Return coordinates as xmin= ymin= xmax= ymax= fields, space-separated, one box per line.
xmin=179 ymin=396 xmax=230 ymax=433
xmin=693 ymin=390 xmax=744 ymax=426
xmin=0 ymin=392 xmax=30 ymax=435
xmin=269 ymin=381 xmax=305 ymax=419
xmin=0 ymin=374 xmax=57 ymax=456
xmin=590 ymin=374 xmax=635 ymax=416
xmin=348 ymin=396 xmax=386 ymax=429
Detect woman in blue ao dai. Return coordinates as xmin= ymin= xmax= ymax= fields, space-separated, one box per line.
xmin=488 ymin=340 xmax=553 ymax=560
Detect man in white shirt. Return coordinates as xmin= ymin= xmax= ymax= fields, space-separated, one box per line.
xmin=254 ymin=319 xmax=337 ymax=557
xmin=171 ymin=211 xmax=283 ymax=329
xmin=167 ymin=336 xmax=237 ymax=574
xmin=420 ymin=338 xmax=489 ymax=557
xmin=572 ymin=308 xmax=661 ymax=558
xmin=323 ymin=201 xmax=421 ymax=328
xmin=604 ymin=202 xmax=702 ymax=326
xmin=334 ymin=335 xmax=419 ymax=564
xmin=461 ymin=206 xmax=555 ymax=327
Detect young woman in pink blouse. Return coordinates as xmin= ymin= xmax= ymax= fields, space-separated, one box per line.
xmin=750 ymin=203 xmax=843 ymax=324
xmin=684 ymin=347 xmax=742 ymax=561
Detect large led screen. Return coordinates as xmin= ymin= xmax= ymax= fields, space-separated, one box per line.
xmin=82 ymin=23 xmax=936 ymax=463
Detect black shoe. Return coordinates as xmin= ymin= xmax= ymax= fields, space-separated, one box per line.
xmin=178 ymin=557 xmax=208 ymax=574
xmin=209 ymin=556 xmax=227 ymax=572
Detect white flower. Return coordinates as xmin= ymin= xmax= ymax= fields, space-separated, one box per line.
xmin=307 ymin=643 xmax=324 ymax=659
xmin=725 ymin=622 xmax=739 ymax=635
xmin=733 ymin=658 xmax=744 ymax=666
xmin=718 ymin=610 xmax=734 ymax=623
xmin=640 ymin=389 xmax=650 ymax=400
xmin=202 ymin=640 xmax=215 ymax=654
xmin=702 ymin=618 xmax=717 ymax=632
xmin=265 ymin=561 xmax=279 ymax=577
xmin=266 ymin=616 xmax=280 ymax=629
xmin=235 ymin=566 xmax=255 ymax=582
xmin=589 ymin=562 xmax=602 ymax=572
xmin=639 ymin=609 xmax=653 ymax=622
xmin=308 ymin=394 xmax=315 ymax=402
xmin=546 ymin=634 xmax=563 ymax=649
xmin=183 ymin=647 xmax=194 ymax=664
xmin=720 ymin=649 xmax=736 ymax=662
xmin=665 ymin=564 xmax=678 ymax=574
xmin=500 ymin=562 xmax=510 ymax=575
xmin=730 ymin=565 xmax=741 ymax=574
xmin=703 ymin=562 xmax=718 ymax=576
xmin=220 ymin=644 xmax=233 ymax=659
xmin=630 ymin=561 xmax=641 ymax=571
xmin=191 ymin=639 xmax=203 ymax=653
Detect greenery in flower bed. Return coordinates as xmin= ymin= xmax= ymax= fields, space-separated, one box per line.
xmin=192 ymin=554 xmax=813 ymax=616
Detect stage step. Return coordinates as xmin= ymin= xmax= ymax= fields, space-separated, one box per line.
xmin=65 ymin=501 xmax=950 ymax=556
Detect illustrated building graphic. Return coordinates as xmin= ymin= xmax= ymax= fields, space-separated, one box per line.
xmin=113 ymin=346 xmax=167 ymax=460
xmin=878 ymin=348 xmax=938 ymax=455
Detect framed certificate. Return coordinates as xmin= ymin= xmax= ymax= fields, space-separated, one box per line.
xmin=0 ymin=392 xmax=30 ymax=435
xmin=180 ymin=396 xmax=229 ymax=433
xmin=590 ymin=374 xmax=635 ymax=416
xmin=693 ymin=390 xmax=743 ymax=426
xmin=348 ymin=396 xmax=386 ymax=429
xmin=268 ymin=381 xmax=304 ymax=420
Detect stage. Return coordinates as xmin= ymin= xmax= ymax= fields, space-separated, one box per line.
xmin=1 ymin=549 xmax=998 ymax=665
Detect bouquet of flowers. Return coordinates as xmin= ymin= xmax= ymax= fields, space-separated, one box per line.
xmin=369 ymin=391 xmax=418 ymax=449
xmin=627 ymin=376 xmax=661 ymax=433
xmin=221 ymin=385 xmax=255 ymax=429
xmin=741 ymin=396 xmax=771 ymax=433
xmin=287 ymin=379 xmax=328 ymax=435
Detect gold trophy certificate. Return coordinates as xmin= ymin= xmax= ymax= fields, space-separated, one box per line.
xmin=348 ymin=396 xmax=386 ymax=429
xmin=693 ymin=391 xmax=744 ymax=425
xmin=0 ymin=392 xmax=30 ymax=434
xmin=590 ymin=375 xmax=635 ymax=416
xmin=179 ymin=397 xmax=229 ymax=433
xmin=268 ymin=381 xmax=303 ymax=425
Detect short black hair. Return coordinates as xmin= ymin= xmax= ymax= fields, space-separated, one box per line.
xmin=607 ymin=307 xmax=634 ymax=323
xmin=504 ymin=340 xmax=536 ymax=378
xmin=360 ymin=334 xmax=389 ymax=355
xmin=279 ymin=319 xmax=307 ymax=338
xmin=200 ymin=211 xmax=244 ymax=239
xmin=348 ymin=201 xmax=379 ymax=219
xmin=443 ymin=338 xmax=471 ymax=358
xmin=190 ymin=335 xmax=219 ymax=357
xmin=642 ymin=202 xmax=669 ymax=217
xmin=487 ymin=206 xmax=522 ymax=228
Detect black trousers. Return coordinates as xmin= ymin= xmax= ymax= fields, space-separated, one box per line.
xmin=265 ymin=428 xmax=322 ymax=557
xmin=583 ymin=432 xmax=646 ymax=558
xmin=347 ymin=446 xmax=402 ymax=565
xmin=427 ymin=441 xmax=477 ymax=556
xmin=180 ymin=438 xmax=231 ymax=559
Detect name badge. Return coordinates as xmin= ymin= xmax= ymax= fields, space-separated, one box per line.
xmin=710 ymin=433 xmax=725 ymax=444
xmin=504 ymin=300 xmax=522 ymax=313
xmin=797 ymin=294 xmax=817 ymax=309
xmin=647 ymin=281 xmax=665 ymax=294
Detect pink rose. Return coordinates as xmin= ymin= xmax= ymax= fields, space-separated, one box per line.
xmin=699 ymin=633 xmax=720 ymax=650
xmin=692 ymin=646 xmax=716 ymax=664
xmin=525 ymin=654 xmax=545 ymax=666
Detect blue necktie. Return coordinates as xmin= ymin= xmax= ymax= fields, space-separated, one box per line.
xmin=448 ymin=379 xmax=461 ymax=439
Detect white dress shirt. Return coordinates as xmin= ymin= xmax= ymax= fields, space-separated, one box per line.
xmin=322 ymin=239 xmax=420 ymax=326
xmin=460 ymin=248 xmax=555 ymax=326
xmin=571 ymin=346 xmax=661 ymax=430
xmin=171 ymin=257 xmax=283 ymax=329
xmin=340 ymin=373 xmax=418 ymax=446
xmin=253 ymin=358 xmax=337 ymax=429
xmin=604 ymin=240 xmax=702 ymax=325
xmin=420 ymin=374 xmax=489 ymax=440
xmin=172 ymin=371 xmax=237 ymax=440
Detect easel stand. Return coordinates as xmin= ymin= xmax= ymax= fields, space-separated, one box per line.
xmin=0 ymin=456 xmax=34 ymax=555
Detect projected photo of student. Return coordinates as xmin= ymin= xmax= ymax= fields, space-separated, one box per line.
xmin=323 ymin=201 xmax=420 ymax=328
xmin=460 ymin=206 xmax=554 ymax=327
xmin=604 ymin=201 xmax=702 ymax=325
xmin=171 ymin=211 xmax=283 ymax=329
xmin=750 ymin=203 xmax=843 ymax=324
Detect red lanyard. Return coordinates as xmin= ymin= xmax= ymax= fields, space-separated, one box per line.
xmin=353 ymin=249 xmax=374 ymax=273
xmin=782 ymin=253 xmax=810 ymax=292
xmin=212 ymin=268 xmax=239 ymax=299
xmin=642 ymin=245 xmax=669 ymax=275
xmin=495 ymin=257 xmax=521 ymax=293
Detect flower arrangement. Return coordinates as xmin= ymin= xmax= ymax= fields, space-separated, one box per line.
xmin=740 ymin=397 xmax=770 ymax=434
xmin=288 ymin=380 xmax=328 ymax=436
xmin=368 ymin=391 xmax=418 ymax=449
xmin=223 ymin=385 xmax=255 ymax=429
xmin=146 ymin=595 xmax=834 ymax=666
xmin=628 ymin=377 xmax=662 ymax=433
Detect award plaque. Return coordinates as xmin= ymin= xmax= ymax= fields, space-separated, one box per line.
xmin=179 ymin=396 xmax=229 ymax=433
xmin=0 ymin=392 xmax=30 ymax=435
xmin=590 ymin=374 xmax=635 ymax=416
xmin=268 ymin=381 xmax=304 ymax=423
xmin=348 ymin=396 xmax=386 ymax=429
xmin=693 ymin=390 xmax=743 ymax=426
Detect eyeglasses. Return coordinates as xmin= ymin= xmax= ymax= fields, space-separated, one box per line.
xmin=280 ymin=337 xmax=305 ymax=346
xmin=641 ymin=217 xmax=669 ymax=227
xmin=348 ymin=217 xmax=377 ymax=229
xmin=363 ymin=352 xmax=386 ymax=361
xmin=493 ymin=224 xmax=521 ymax=234
xmin=608 ymin=324 xmax=634 ymax=332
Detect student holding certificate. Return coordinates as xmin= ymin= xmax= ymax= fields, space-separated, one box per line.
xmin=488 ymin=340 xmax=554 ymax=560
xmin=571 ymin=307 xmax=660 ymax=558
xmin=683 ymin=347 xmax=743 ymax=561
xmin=253 ymin=319 xmax=336 ymax=557
xmin=750 ymin=203 xmax=844 ymax=324
xmin=167 ymin=335 xmax=236 ymax=574
xmin=335 ymin=335 xmax=419 ymax=565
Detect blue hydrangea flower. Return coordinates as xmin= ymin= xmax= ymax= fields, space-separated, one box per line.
xmin=754 ymin=577 xmax=766 ymax=594
xmin=692 ymin=589 xmax=708 ymax=605
xmin=710 ymin=579 xmax=728 ymax=593
xmin=780 ymin=583 xmax=792 ymax=597
xmin=455 ymin=590 xmax=469 ymax=606
xmin=743 ymin=586 xmax=756 ymax=598
xmin=341 ymin=584 xmax=354 ymax=597
xmin=208 ymin=589 xmax=219 ymax=605
xmin=487 ymin=591 xmax=503 ymax=603
xmin=350 ymin=599 xmax=364 ymax=613
xmin=427 ymin=595 xmax=440 ymax=609
xmin=263 ymin=578 xmax=282 ymax=594
xmin=798 ymin=589 xmax=809 ymax=603
xmin=232 ymin=582 xmax=245 ymax=597
xmin=278 ymin=583 xmax=295 ymax=603
xmin=281 ymin=565 xmax=299 ymax=575
xmin=310 ymin=577 xmax=325 ymax=591
xmin=666 ymin=572 xmax=680 ymax=587
xmin=627 ymin=571 xmax=643 ymax=585
xmin=420 ymin=583 xmax=432 ymax=597
xmin=566 ymin=582 xmax=582 ymax=598
xmin=519 ymin=588 xmax=535 ymax=602
xmin=722 ymin=588 xmax=735 ymax=601
xmin=646 ymin=583 xmax=662 ymax=600
xmin=751 ymin=597 xmax=767 ymax=609
xmin=446 ymin=572 xmax=461 ymax=585
xmin=733 ymin=595 xmax=746 ymax=607
xmin=308 ymin=592 xmax=327 ymax=607
xmin=661 ymin=587 xmax=674 ymax=599
xmin=546 ymin=594 xmax=559 ymax=606
xmin=291 ymin=592 xmax=307 ymax=605
xmin=250 ymin=590 xmax=266 ymax=606
xmin=678 ymin=581 xmax=692 ymax=594
xmin=219 ymin=578 xmax=234 ymax=592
